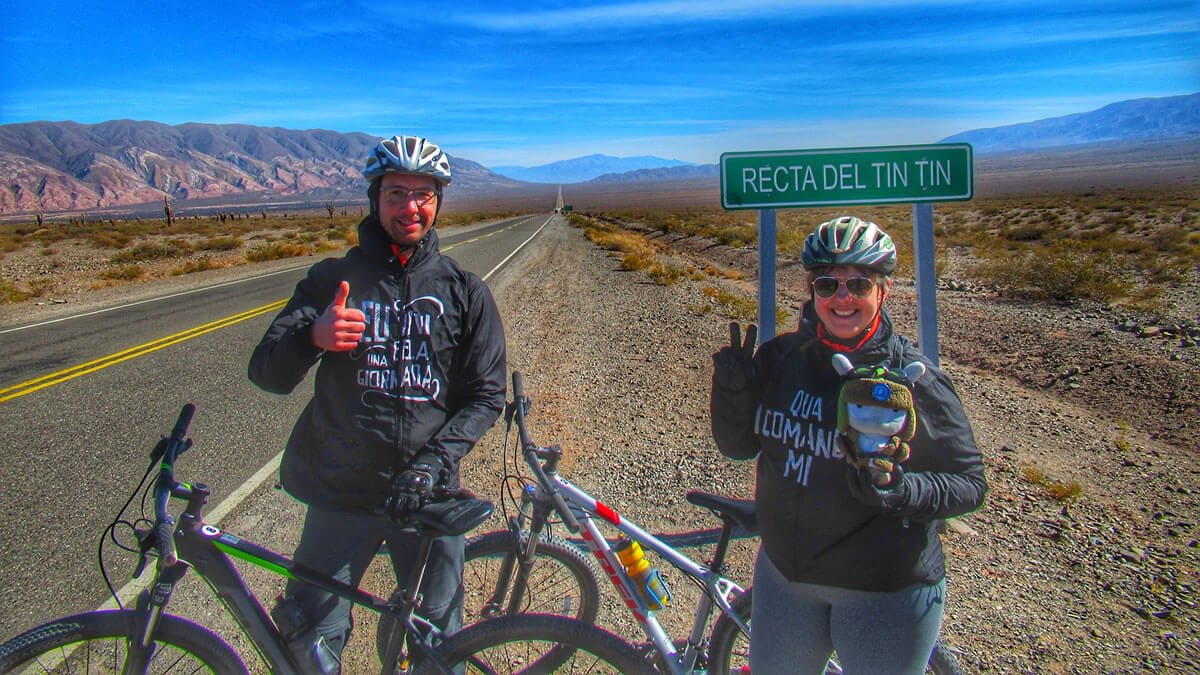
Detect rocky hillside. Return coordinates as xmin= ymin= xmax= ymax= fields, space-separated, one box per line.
xmin=0 ymin=121 xmax=523 ymax=214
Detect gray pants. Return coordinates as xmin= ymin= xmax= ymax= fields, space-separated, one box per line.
xmin=285 ymin=505 xmax=466 ymax=657
xmin=750 ymin=547 xmax=945 ymax=674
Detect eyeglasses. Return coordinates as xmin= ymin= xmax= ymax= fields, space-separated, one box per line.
xmin=812 ymin=276 xmax=877 ymax=299
xmin=382 ymin=188 xmax=438 ymax=206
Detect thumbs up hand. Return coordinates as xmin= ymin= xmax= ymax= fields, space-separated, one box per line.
xmin=312 ymin=281 xmax=366 ymax=352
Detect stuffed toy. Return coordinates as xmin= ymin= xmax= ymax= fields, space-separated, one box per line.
xmin=832 ymin=353 xmax=927 ymax=486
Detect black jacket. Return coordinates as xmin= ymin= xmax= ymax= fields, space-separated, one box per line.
xmin=249 ymin=217 xmax=507 ymax=512
xmin=711 ymin=306 xmax=986 ymax=591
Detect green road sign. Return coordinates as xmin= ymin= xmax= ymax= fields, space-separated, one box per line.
xmin=720 ymin=143 xmax=973 ymax=210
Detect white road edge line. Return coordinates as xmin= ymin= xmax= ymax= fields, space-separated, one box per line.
xmin=483 ymin=215 xmax=552 ymax=281
xmin=93 ymin=214 xmax=551 ymax=612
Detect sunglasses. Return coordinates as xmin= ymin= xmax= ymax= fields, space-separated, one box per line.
xmin=812 ymin=276 xmax=877 ymax=299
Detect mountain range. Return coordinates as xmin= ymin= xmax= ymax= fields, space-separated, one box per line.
xmin=0 ymin=121 xmax=522 ymax=214
xmin=491 ymin=154 xmax=694 ymax=184
xmin=940 ymin=92 xmax=1199 ymax=152
xmin=1 ymin=93 xmax=1194 ymax=215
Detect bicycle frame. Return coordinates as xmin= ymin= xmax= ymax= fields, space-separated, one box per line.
xmin=505 ymin=371 xmax=750 ymax=674
xmin=520 ymin=462 xmax=750 ymax=675
xmin=136 ymin=480 xmax=448 ymax=673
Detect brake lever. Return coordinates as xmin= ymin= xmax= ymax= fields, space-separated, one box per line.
xmin=132 ymin=527 xmax=156 ymax=578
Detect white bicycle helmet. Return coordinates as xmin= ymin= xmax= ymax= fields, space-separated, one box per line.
xmin=362 ymin=135 xmax=452 ymax=186
xmin=801 ymin=216 xmax=897 ymax=275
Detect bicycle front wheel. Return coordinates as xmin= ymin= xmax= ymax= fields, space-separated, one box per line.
xmin=461 ymin=530 xmax=602 ymax=622
xmin=376 ymin=529 xmax=603 ymax=663
xmin=0 ymin=610 xmax=246 ymax=673
xmin=422 ymin=614 xmax=653 ymax=675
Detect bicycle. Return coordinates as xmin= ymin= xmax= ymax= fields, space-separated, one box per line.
xmin=0 ymin=403 xmax=648 ymax=674
xmin=443 ymin=371 xmax=964 ymax=674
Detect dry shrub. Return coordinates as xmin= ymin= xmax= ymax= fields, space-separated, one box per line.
xmin=972 ymin=240 xmax=1125 ymax=304
xmin=101 ymin=264 xmax=145 ymax=281
xmin=245 ymin=241 xmax=312 ymax=262
xmin=1021 ymin=464 xmax=1083 ymax=503
xmin=89 ymin=230 xmax=133 ymax=249
xmin=621 ymin=249 xmax=656 ymax=271
xmin=197 ymin=236 xmax=242 ymax=251
xmin=702 ymin=285 xmax=758 ymax=321
xmin=647 ymin=261 xmax=686 ymax=285
xmin=111 ymin=240 xmax=193 ymax=263
xmin=0 ymin=279 xmax=30 ymax=303
xmin=170 ymin=258 xmax=218 ymax=276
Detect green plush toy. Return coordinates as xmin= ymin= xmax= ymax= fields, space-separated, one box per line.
xmin=832 ymin=353 xmax=927 ymax=486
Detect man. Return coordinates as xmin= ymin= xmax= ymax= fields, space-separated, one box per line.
xmin=249 ymin=135 xmax=507 ymax=669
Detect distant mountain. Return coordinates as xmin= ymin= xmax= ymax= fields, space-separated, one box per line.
xmin=940 ymin=92 xmax=1199 ymax=154
xmin=491 ymin=154 xmax=694 ymax=184
xmin=585 ymin=164 xmax=719 ymax=183
xmin=0 ymin=121 xmax=523 ymax=214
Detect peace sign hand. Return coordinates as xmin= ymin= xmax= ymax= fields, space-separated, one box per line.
xmin=712 ymin=322 xmax=758 ymax=391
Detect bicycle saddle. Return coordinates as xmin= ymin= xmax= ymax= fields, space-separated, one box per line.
xmin=408 ymin=497 xmax=495 ymax=537
xmin=685 ymin=491 xmax=758 ymax=534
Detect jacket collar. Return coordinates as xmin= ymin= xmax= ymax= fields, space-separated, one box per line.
xmin=357 ymin=214 xmax=440 ymax=267
xmin=797 ymin=302 xmax=899 ymax=364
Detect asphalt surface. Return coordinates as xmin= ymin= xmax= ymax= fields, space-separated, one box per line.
xmin=0 ymin=213 xmax=552 ymax=639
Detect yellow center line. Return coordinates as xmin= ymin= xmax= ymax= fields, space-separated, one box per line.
xmin=0 ymin=299 xmax=287 ymax=403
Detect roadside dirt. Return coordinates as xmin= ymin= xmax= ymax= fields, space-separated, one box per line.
xmin=2 ymin=213 xmax=1197 ymax=672
xmin=472 ymin=217 xmax=1200 ymax=672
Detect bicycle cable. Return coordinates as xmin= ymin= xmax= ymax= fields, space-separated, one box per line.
xmin=96 ymin=440 xmax=163 ymax=609
xmin=499 ymin=397 xmax=563 ymax=534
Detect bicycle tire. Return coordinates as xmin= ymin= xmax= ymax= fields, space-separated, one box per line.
xmin=462 ymin=530 xmax=602 ymax=622
xmin=706 ymin=588 xmax=965 ymax=675
xmin=927 ymin=641 xmax=966 ymax=675
xmin=419 ymin=613 xmax=653 ymax=675
xmin=0 ymin=610 xmax=246 ymax=673
xmin=377 ymin=529 xmax=603 ymax=661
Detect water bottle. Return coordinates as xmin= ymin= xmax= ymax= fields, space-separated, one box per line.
xmin=614 ymin=537 xmax=671 ymax=610
xmin=270 ymin=594 xmax=342 ymax=675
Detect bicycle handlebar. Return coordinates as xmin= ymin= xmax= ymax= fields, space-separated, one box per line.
xmin=151 ymin=403 xmax=195 ymax=566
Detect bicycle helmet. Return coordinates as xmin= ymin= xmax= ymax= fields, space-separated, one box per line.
xmin=801 ymin=216 xmax=897 ymax=275
xmin=362 ymin=135 xmax=452 ymax=186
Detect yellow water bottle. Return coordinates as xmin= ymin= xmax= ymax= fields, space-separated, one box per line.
xmin=614 ymin=537 xmax=671 ymax=610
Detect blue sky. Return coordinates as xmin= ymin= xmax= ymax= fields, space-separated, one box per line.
xmin=1 ymin=1 xmax=1196 ymax=168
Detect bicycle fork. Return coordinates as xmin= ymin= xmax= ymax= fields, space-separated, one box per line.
xmin=124 ymin=562 xmax=189 ymax=671
xmin=488 ymin=484 xmax=560 ymax=617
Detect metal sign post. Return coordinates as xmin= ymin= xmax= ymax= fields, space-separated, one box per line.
xmin=758 ymin=209 xmax=776 ymax=341
xmin=912 ymin=202 xmax=939 ymax=366
xmin=719 ymin=143 xmax=973 ymax=361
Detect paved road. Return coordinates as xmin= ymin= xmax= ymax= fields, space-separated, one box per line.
xmin=0 ymin=213 xmax=551 ymax=639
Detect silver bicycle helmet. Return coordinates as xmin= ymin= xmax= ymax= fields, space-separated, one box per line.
xmin=362 ymin=135 xmax=452 ymax=186
xmin=801 ymin=216 xmax=897 ymax=275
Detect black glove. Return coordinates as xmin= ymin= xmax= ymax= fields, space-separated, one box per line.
xmin=845 ymin=464 xmax=911 ymax=514
xmin=382 ymin=456 xmax=443 ymax=519
xmin=712 ymin=322 xmax=758 ymax=391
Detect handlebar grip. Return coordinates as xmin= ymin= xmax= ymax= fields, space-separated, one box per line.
xmin=156 ymin=516 xmax=178 ymax=566
xmin=511 ymin=372 xmax=525 ymax=401
xmin=171 ymin=403 xmax=195 ymax=444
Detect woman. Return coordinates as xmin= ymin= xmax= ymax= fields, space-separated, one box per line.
xmin=710 ymin=215 xmax=986 ymax=673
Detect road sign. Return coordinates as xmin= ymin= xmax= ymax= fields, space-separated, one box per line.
xmin=720 ymin=143 xmax=973 ymax=210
